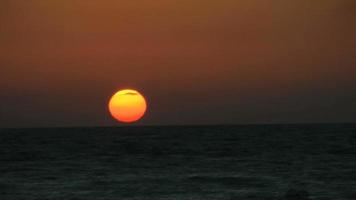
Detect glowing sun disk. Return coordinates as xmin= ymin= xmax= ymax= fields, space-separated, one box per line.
xmin=108 ymin=89 xmax=147 ymax=123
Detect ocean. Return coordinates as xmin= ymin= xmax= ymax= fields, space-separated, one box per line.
xmin=0 ymin=124 xmax=355 ymax=199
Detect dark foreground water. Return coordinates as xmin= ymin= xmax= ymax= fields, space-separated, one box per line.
xmin=0 ymin=124 xmax=356 ymax=200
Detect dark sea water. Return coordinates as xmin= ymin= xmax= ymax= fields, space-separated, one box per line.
xmin=0 ymin=124 xmax=356 ymax=200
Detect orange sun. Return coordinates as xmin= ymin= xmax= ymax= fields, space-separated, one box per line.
xmin=108 ymin=89 xmax=147 ymax=123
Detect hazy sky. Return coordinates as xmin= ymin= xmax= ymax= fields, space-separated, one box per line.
xmin=1 ymin=0 xmax=356 ymax=127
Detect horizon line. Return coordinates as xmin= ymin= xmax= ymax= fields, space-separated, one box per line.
xmin=1 ymin=122 xmax=356 ymax=130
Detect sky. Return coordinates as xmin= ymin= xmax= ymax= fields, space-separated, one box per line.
xmin=1 ymin=0 xmax=356 ymax=127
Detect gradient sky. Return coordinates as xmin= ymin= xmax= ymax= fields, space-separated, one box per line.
xmin=1 ymin=0 xmax=356 ymax=127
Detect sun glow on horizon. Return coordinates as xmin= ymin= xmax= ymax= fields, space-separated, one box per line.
xmin=108 ymin=89 xmax=147 ymax=123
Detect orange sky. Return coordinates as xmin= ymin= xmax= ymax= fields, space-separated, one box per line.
xmin=1 ymin=0 xmax=356 ymax=127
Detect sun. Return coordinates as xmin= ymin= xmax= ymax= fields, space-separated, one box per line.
xmin=108 ymin=89 xmax=147 ymax=123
